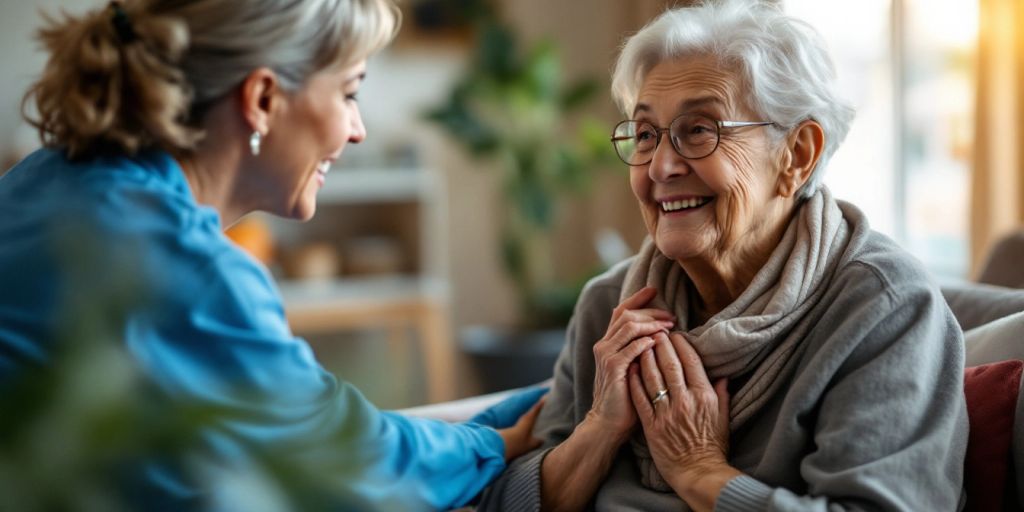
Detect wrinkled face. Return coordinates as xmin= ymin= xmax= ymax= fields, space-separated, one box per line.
xmin=630 ymin=55 xmax=783 ymax=264
xmin=257 ymin=61 xmax=367 ymax=221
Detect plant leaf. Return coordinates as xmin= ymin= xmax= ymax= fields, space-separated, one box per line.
xmin=475 ymin=21 xmax=520 ymax=80
xmin=523 ymin=41 xmax=560 ymax=102
xmin=560 ymin=79 xmax=599 ymax=111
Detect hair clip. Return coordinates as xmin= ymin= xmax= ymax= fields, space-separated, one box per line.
xmin=109 ymin=1 xmax=137 ymax=44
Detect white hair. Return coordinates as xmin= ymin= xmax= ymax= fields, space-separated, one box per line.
xmin=611 ymin=0 xmax=855 ymax=198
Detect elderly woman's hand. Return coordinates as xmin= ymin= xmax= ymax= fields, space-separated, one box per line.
xmin=627 ymin=332 xmax=742 ymax=511
xmin=588 ymin=287 xmax=674 ymax=442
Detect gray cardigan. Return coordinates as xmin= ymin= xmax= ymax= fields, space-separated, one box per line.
xmin=478 ymin=231 xmax=968 ymax=511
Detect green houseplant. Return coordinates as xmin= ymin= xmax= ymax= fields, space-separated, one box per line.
xmin=423 ymin=10 xmax=618 ymax=392
xmin=425 ymin=17 xmax=614 ymax=329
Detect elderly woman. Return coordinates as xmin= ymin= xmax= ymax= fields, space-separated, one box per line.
xmin=480 ymin=0 xmax=967 ymax=510
xmin=0 ymin=0 xmax=546 ymax=509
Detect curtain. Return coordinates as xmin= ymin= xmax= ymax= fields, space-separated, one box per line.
xmin=971 ymin=0 xmax=1024 ymax=276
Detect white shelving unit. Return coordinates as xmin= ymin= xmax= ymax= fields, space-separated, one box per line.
xmin=316 ymin=167 xmax=426 ymax=202
xmin=270 ymin=164 xmax=456 ymax=402
xmin=266 ymin=165 xmax=448 ymax=285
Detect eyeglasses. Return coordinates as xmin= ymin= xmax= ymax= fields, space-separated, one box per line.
xmin=610 ymin=114 xmax=775 ymax=166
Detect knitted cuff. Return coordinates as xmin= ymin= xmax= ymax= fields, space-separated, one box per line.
xmin=488 ymin=447 xmax=553 ymax=512
xmin=715 ymin=475 xmax=774 ymax=511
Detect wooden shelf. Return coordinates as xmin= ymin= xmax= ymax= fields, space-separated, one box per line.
xmin=281 ymin=276 xmax=455 ymax=402
xmin=268 ymin=163 xmax=452 ymax=401
xmin=318 ymin=167 xmax=430 ymax=204
xmin=280 ymin=276 xmax=446 ymax=321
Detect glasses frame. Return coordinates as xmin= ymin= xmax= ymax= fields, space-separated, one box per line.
xmin=610 ymin=114 xmax=776 ymax=166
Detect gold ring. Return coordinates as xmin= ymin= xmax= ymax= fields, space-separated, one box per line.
xmin=650 ymin=388 xmax=669 ymax=405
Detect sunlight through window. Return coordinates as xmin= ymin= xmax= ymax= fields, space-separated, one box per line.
xmin=786 ymin=0 xmax=979 ymax=278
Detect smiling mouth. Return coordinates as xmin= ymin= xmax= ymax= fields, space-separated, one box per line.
xmin=660 ymin=196 xmax=713 ymax=213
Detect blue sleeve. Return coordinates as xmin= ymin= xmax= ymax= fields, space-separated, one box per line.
xmin=470 ymin=386 xmax=549 ymax=428
xmin=127 ymin=249 xmax=506 ymax=510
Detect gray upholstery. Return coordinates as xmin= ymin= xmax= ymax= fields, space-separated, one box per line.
xmin=978 ymin=230 xmax=1024 ymax=289
xmin=941 ymin=281 xmax=1024 ymax=507
xmin=940 ymin=280 xmax=1024 ymax=331
xmin=952 ymin=231 xmax=1024 ymax=507
xmin=963 ymin=312 xmax=1024 ymax=367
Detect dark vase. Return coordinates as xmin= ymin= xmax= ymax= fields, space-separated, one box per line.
xmin=459 ymin=326 xmax=566 ymax=394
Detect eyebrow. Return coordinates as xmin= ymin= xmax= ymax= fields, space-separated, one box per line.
xmin=632 ymin=96 xmax=726 ymax=118
xmin=346 ymin=72 xmax=367 ymax=84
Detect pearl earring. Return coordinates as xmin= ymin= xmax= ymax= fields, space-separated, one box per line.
xmin=249 ymin=131 xmax=263 ymax=156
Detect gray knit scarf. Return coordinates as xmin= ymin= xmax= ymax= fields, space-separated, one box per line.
xmin=621 ymin=187 xmax=851 ymax=492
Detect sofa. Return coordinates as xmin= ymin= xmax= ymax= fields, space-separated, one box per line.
xmin=977 ymin=231 xmax=1024 ymax=289
xmin=941 ymin=280 xmax=1024 ymax=509
xmin=403 ymin=278 xmax=1024 ymax=510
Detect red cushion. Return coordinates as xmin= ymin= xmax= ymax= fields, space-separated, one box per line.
xmin=963 ymin=359 xmax=1023 ymax=511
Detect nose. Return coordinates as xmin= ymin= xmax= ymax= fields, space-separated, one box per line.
xmin=349 ymin=105 xmax=366 ymax=144
xmin=647 ymin=131 xmax=689 ymax=182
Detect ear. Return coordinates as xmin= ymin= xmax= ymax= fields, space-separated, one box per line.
xmin=776 ymin=120 xmax=825 ymax=198
xmin=238 ymin=67 xmax=283 ymax=136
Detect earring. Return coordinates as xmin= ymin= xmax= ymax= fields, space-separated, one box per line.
xmin=249 ymin=130 xmax=263 ymax=156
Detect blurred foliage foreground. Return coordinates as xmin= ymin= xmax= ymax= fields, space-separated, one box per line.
xmin=0 ymin=234 xmax=402 ymax=512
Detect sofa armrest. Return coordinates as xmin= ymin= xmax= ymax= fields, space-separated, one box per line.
xmin=396 ymin=389 xmax=523 ymax=423
xmin=940 ymin=279 xmax=1024 ymax=331
xmin=978 ymin=230 xmax=1024 ymax=288
xmin=395 ymin=380 xmax=552 ymax=423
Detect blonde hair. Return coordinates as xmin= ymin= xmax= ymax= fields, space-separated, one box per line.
xmin=23 ymin=0 xmax=399 ymax=160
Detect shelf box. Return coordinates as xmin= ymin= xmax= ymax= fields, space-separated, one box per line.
xmin=319 ymin=167 xmax=430 ymax=204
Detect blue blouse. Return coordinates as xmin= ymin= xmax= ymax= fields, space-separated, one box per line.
xmin=0 ymin=149 xmax=505 ymax=510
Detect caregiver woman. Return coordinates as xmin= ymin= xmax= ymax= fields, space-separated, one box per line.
xmin=480 ymin=0 xmax=967 ymax=510
xmin=0 ymin=0 xmax=543 ymax=509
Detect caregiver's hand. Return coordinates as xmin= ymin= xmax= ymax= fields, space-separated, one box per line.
xmin=495 ymin=396 xmax=545 ymax=462
xmin=627 ymin=332 xmax=742 ymax=512
xmin=470 ymin=386 xmax=549 ymax=462
xmin=470 ymin=386 xmax=548 ymax=429
xmin=588 ymin=286 xmax=674 ymax=442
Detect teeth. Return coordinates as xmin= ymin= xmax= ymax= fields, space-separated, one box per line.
xmin=316 ymin=160 xmax=331 ymax=174
xmin=661 ymin=197 xmax=710 ymax=212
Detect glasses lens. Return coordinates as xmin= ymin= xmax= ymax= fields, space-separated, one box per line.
xmin=670 ymin=114 xmax=719 ymax=159
xmin=612 ymin=121 xmax=656 ymax=165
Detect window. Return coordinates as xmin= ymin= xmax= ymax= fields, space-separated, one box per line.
xmin=787 ymin=0 xmax=979 ymax=278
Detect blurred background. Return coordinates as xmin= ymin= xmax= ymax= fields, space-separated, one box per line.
xmin=0 ymin=0 xmax=1019 ymax=408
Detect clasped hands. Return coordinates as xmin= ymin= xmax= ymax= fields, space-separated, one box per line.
xmin=588 ymin=287 xmax=739 ymax=506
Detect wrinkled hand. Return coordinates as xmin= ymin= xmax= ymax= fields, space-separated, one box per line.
xmin=627 ymin=331 xmax=732 ymax=496
xmin=495 ymin=395 xmax=546 ymax=462
xmin=470 ymin=386 xmax=549 ymax=429
xmin=588 ymin=287 xmax=674 ymax=441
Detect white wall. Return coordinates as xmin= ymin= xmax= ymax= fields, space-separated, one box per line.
xmin=0 ymin=0 xmax=100 ymax=162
